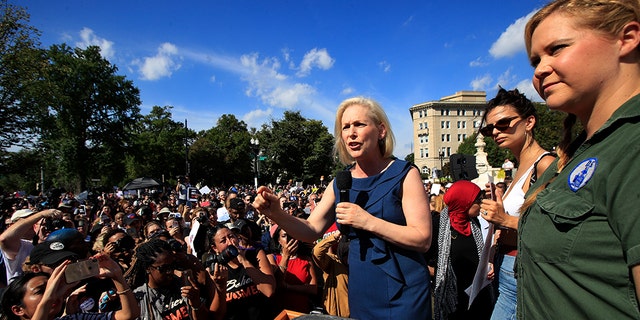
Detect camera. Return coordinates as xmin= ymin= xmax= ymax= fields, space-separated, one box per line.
xmin=206 ymin=245 xmax=239 ymax=269
xmin=167 ymin=238 xmax=185 ymax=254
xmin=283 ymin=202 xmax=297 ymax=209
xmin=113 ymin=236 xmax=135 ymax=253
xmin=44 ymin=218 xmax=65 ymax=232
xmin=196 ymin=213 xmax=208 ymax=224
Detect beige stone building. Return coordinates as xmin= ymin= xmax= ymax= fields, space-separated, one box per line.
xmin=409 ymin=91 xmax=487 ymax=178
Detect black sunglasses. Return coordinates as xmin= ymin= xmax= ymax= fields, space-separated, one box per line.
xmin=479 ymin=116 xmax=521 ymax=137
xmin=149 ymin=263 xmax=176 ymax=273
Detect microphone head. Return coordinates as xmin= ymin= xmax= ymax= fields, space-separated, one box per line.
xmin=336 ymin=171 xmax=352 ymax=190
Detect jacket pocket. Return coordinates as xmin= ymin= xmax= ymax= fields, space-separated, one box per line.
xmin=525 ymin=188 xmax=593 ymax=263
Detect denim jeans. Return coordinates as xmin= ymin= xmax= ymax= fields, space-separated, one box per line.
xmin=490 ymin=254 xmax=517 ymax=320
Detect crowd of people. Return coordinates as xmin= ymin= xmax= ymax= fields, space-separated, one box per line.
xmin=0 ymin=183 xmax=344 ymax=320
xmin=2 ymin=0 xmax=640 ymax=319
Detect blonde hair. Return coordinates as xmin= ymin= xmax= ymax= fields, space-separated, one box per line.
xmin=430 ymin=194 xmax=445 ymax=213
xmin=522 ymin=0 xmax=640 ymax=211
xmin=525 ymin=0 xmax=640 ymax=56
xmin=333 ymin=97 xmax=395 ymax=166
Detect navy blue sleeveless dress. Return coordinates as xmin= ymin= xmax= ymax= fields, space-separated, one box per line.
xmin=333 ymin=160 xmax=431 ymax=319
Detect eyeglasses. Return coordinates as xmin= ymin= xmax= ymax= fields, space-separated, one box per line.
xmin=479 ymin=116 xmax=521 ymax=137
xmin=149 ymin=263 xmax=176 ymax=274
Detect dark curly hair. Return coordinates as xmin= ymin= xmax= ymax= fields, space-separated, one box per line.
xmin=123 ymin=238 xmax=172 ymax=288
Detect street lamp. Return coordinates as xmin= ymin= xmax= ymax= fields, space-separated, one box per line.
xmin=439 ymin=149 xmax=445 ymax=171
xmin=250 ymin=138 xmax=260 ymax=188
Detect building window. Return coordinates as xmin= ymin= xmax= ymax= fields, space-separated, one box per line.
xmin=446 ymin=121 xmax=450 ymax=128
xmin=441 ymin=121 xmax=445 ymax=129
xmin=441 ymin=134 xmax=446 ymax=142
xmin=419 ymin=123 xmax=423 ymax=130
xmin=447 ymin=134 xmax=451 ymax=141
xmin=474 ymin=120 xmax=481 ymax=128
xmin=425 ymin=148 xmax=429 ymax=158
xmin=421 ymin=166 xmax=429 ymax=174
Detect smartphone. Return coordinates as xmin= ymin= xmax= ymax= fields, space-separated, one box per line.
xmin=182 ymin=269 xmax=193 ymax=285
xmin=65 ymin=259 xmax=100 ymax=283
xmin=487 ymin=173 xmax=497 ymax=201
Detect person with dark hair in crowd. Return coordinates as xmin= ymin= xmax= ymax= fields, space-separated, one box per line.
xmin=478 ymin=87 xmax=554 ymax=319
xmin=431 ymin=180 xmax=494 ymax=320
xmin=0 ymin=254 xmax=138 ymax=320
xmin=101 ymin=229 xmax=135 ymax=270
xmin=125 ymin=238 xmax=208 ymax=319
xmin=254 ymin=97 xmax=432 ymax=319
xmin=513 ymin=0 xmax=640 ymax=318
xmin=267 ymin=226 xmax=318 ymax=314
xmin=207 ymin=225 xmax=275 ymax=320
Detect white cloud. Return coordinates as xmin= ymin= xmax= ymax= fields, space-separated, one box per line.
xmin=264 ymin=83 xmax=316 ymax=108
xmin=210 ymin=75 xmax=216 ymax=83
xmin=489 ymin=10 xmax=537 ymax=59
xmin=243 ymin=108 xmax=274 ymax=129
xmin=496 ymin=68 xmax=517 ymax=88
xmin=296 ymin=48 xmax=335 ymax=77
xmin=75 ymin=27 xmax=115 ymax=60
xmin=469 ymin=57 xmax=487 ymax=67
xmin=180 ymin=48 xmax=336 ymax=123
xmin=341 ymin=87 xmax=354 ymax=95
xmin=378 ymin=61 xmax=391 ymax=73
xmin=515 ymin=79 xmax=543 ymax=102
xmin=471 ymin=74 xmax=493 ymax=91
xmin=135 ymin=43 xmax=182 ymax=80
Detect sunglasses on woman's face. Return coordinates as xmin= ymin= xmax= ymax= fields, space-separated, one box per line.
xmin=479 ymin=116 xmax=521 ymax=137
xmin=149 ymin=263 xmax=176 ymax=274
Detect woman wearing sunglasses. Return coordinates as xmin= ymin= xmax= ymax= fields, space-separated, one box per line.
xmin=478 ymin=87 xmax=554 ymax=320
xmin=124 ymin=238 xmax=208 ymax=320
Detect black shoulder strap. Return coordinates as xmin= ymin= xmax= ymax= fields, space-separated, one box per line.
xmin=529 ymin=152 xmax=557 ymax=187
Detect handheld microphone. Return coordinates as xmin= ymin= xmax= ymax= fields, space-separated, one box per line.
xmin=336 ymin=171 xmax=352 ymax=234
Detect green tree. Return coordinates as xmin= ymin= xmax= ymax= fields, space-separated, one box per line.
xmin=0 ymin=1 xmax=44 ymax=151
xmin=258 ymin=111 xmax=335 ymax=185
xmin=189 ymin=114 xmax=252 ymax=187
xmin=125 ymin=106 xmax=189 ymax=185
xmin=0 ymin=148 xmax=45 ymax=194
xmin=35 ymin=44 xmax=141 ymax=192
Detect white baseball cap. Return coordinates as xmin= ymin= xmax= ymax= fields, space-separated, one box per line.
xmin=10 ymin=209 xmax=35 ymax=222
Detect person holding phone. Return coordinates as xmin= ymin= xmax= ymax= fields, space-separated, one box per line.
xmin=478 ymin=88 xmax=554 ymax=319
xmin=124 ymin=239 xmax=208 ymax=320
xmin=267 ymin=226 xmax=318 ymax=314
xmin=0 ymin=254 xmax=138 ymax=320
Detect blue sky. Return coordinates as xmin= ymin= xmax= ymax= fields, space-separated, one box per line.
xmin=14 ymin=0 xmax=547 ymax=158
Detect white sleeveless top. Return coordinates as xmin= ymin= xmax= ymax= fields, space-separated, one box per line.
xmin=502 ymin=152 xmax=550 ymax=217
